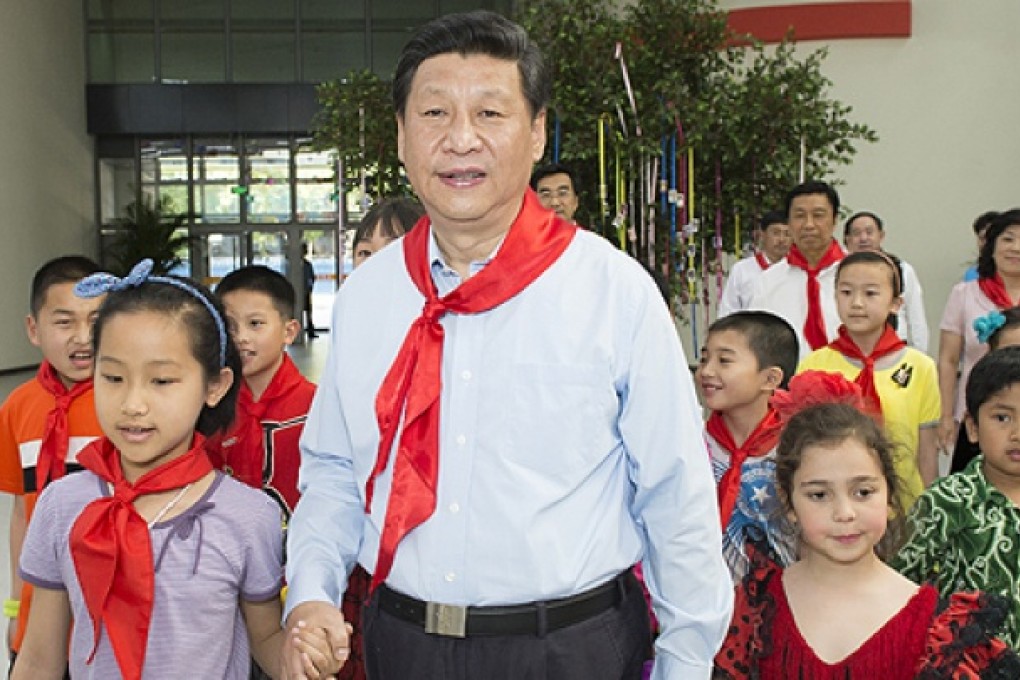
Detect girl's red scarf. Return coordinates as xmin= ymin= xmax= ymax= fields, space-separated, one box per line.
xmin=35 ymin=361 xmax=92 ymax=490
xmin=828 ymin=324 xmax=906 ymax=415
xmin=785 ymin=241 xmax=845 ymax=350
xmin=367 ymin=190 xmax=577 ymax=592
xmin=978 ymin=273 xmax=1019 ymax=310
xmin=69 ymin=436 xmax=213 ymax=680
xmin=706 ymin=409 xmax=783 ymax=529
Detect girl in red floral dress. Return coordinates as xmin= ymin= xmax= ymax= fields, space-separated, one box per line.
xmin=714 ymin=372 xmax=1019 ymax=679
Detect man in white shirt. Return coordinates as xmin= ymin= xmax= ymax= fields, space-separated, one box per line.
xmin=843 ymin=211 xmax=930 ymax=352
xmin=748 ymin=181 xmax=845 ymax=360
xmin=281 ymin=11 xmax=731 ymax=680
xmin=717 ymin=210 xmax=791 ymax=318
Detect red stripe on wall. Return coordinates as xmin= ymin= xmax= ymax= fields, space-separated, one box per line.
xmin=727 ymin=1 xmax=912 ymax=43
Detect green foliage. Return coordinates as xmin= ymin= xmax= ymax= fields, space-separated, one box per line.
xmin=106 ymin=195 xmax=194 ymax=276
xmin=310 ymin=70 xmax=407 ymax=198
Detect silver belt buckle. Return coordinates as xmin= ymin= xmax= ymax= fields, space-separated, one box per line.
xmin=425 ymin=601 xmax=467 ymax=638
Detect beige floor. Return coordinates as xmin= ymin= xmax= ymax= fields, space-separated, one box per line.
xmin=0 ymin=333 xmax=332 ymax=673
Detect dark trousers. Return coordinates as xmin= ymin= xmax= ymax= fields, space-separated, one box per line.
xmin=951 ymin=423 xmax=981 ymax=473
xmin=363 ymin=576 xmax=652 ymax=680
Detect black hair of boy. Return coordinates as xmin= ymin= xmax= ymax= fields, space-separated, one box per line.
xmin=216 ymin=265 xmax=296 ymax=321
xmin=530 ymin=163 xmax=580 ymax=193
xmin=989 ymin=307 xmax=1020 ymax=350
xmin=353 ymin=198 xmax=426 ymax=247
xmin=965 ymin=345 xmax=1020 ymax=420
xmin=760 ymin=210 xmax=787 ymax=232
xmin=784 ymin=180 xmax=840 ymax=219
xmin=30 ymin=256 xmax=101 ymax=316
xmin=707 ymin=311 xmax=800 ymax=389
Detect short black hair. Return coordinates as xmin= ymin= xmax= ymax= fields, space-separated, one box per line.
xmin=977 ymin=208 xmax=1020 ymax=279
xmin=785 ymin=180 xmax=840 ymax=219
xmin=215 ymin=265 xmax=296 ymax=320
xmin=844 ymin=211 xmax=885 ymax=240
xmin=707 ymin=311 xmax=799 ymax=389
xmin=836 ymin=250 xmax=904 ymax=330
xmin=760 ymin=210 xmax=787 ymax=232
xmin=966 ymin=345 xmax=1020 ymax=419
xmin=392 ymin=10 xmax=550 ymax=120
xmin=530 ymin=163 xmax=579 ymax=192
xmin=988 ymin=307 xmax=1020 ymax=350
xmin=30 ymin=255 xmax=102 ymax=316
xmin=354 ymin=197 xmax=426 ymax=247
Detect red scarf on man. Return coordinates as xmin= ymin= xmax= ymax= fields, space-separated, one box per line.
xmin=69 ymin=435 xmax=213 ymax=680
xmin=35 ymin=361 xmax=92 ymax=490
xmin=212 ymin=354 xmax=306 ymax=489
xmin=828 ymin=324 xmax=906 ymax=415
xmin=367 ymin=191 xmax=576 ymax=592
xmin=706 ymin=409 xmax=783 ymax=529
xmin=978 ymin=274 xmax=1018 ymax=310
xmin=785 ymin=241 xmax=845 ymax=351
xmin=754 ymin=251 xmax=771 ymax=271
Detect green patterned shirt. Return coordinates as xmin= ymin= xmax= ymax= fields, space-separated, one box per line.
xmin=892 ymin=456 xmax=1020 ymax=650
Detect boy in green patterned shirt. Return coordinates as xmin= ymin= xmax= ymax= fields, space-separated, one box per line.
xmin=893 ymin=346 xmax=1020 ymax=650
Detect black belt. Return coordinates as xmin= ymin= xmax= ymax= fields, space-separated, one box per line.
xmin=377 ymin=571 xmax=633 ymax=638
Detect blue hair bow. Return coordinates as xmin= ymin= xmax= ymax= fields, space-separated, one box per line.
xmin=974 ymin=310 xmax=1006 ymax=344
xmin=75 ymin=258 xmax=227 ymax=368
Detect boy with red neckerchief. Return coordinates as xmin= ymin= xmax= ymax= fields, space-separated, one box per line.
xmin=0 ymin=256 xmax=103 ymax=669
xmin=208 ymin=265 xmax=315 ymax=519
xmin=695 ymin=311 xmax=801 ymax=582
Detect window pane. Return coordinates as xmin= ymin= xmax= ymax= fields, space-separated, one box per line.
xmin=232 ymin=0 xmax=294 ymax=20
xmin=88 ymin=32 xmax=155 ymax=83
xmin=247 ymin=140 xmax=292 ymax=223
xmin=295 ymin=147 xmax=335 ymax=180
xmin=193 ymin=140 xmax=239 ymax=182
xmin=371 ymin=30 xmax=414 ymax=79
xmin=302 ymin=31 xmax=365 ymax=82
xmin=372 ymin=0 xmax=427 ymax=21
xmin=301 ymin=0 xmax=364 ymax=21
xmin=87 ymin=0 xmax=153 ymax=20
xmin=141 ymin=184 xmax=189 ymax=214
xmin=195 ymin=185 xmax=241 ymax=223
xmin=162 ymin=32 xmax=225 ymax=82
xmin=233 ymin=33 xmax=295 ymax=83
xmin=161 ymin=0 xmax=224 ymax=21
xmin=297 ymin=183 xmax=338 ymax=223
xmin=98 ymin=158 xmax=138 ymax=224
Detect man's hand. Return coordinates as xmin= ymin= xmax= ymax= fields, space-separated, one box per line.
xmin=281 ymin=601 xmax=352 ymax=680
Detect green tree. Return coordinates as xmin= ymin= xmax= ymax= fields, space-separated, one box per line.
xmin=105 ymin=194 xmax=194 ymax=276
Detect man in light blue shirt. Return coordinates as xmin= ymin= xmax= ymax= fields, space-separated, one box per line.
xmin=281 ymin=11 xmax=732 ymax=680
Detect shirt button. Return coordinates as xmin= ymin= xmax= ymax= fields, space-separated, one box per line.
xmin=445 ymin=572 xmax=456 ymax=582
xmin=461 ymin=369 xmax=472 ymax=381
xmin=449 ymin=502 xmax=460 ymax=514
xmin=456 ymin=434 xmax=467 ymax=446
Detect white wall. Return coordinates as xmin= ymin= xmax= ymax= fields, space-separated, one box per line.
xmin=0 ymin=2 xmax=93 ymax=370
xmin=720 ymin=0 xmax=1020 ymax=356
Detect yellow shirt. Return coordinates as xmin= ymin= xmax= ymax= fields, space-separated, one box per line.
xmin=798 ymin=346 xmax=940 ymax=510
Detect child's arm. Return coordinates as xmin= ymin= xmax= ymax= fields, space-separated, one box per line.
xmin=7 ymin=495 xmax=25 ymax=652
xmin=917 ymin=426 xmax=940 ymax=487
xmin=890 ymin=491 xmax=942 ymax=582
xmin=243 ymin=597 xmax=286 ymax=679
xmin=9 ymin=586 xmax=70 ymax=680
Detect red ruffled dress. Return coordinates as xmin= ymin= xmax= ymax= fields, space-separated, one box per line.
xmin=714 ymin=549 xmax=1020 ymax=679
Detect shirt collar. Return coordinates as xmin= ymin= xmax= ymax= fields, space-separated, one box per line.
xmin=427 ymin=225 xmax=503 ymax=289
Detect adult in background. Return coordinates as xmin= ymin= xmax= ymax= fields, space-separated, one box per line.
xmin=939 ymin=208 xmax=1020 ymax=472
xmin=282 ymin=11 xmax=731 ymax=680
xmin=530 ymin=162 xmax=580 ymax=223
xmin=748 ymin=181 xmax=845 ymax=360
xmin=717 ymin=210 xmax=791 ymax=318
xmin=963 ymin=210 xmax=999 ymax=282
xmin=844 ymin=211 xmax=930 ymax=352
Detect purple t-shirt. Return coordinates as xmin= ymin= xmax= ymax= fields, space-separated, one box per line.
xmin=20 ymin=471 xmax=283 ymax=679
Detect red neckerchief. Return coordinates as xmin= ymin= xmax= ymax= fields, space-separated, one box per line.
xmin=754 ymin=251 xmax=771 ymax=271
xmin=785 ymin=241 xmax=845 ymax=350
xmin=978 ymin=274 xmax=1017 ymax=310
xmin=35 ymin=361 xmax=92 ymax=490
xmin=215 ymin=354 xmax=306 ymax=489
xmin=828 ymin=324 xmax=906 ymax=415
xmin=69 ymin=435 xmax=213 ymax=680
xmin=706 ymin=409 xmax=783 ymax=529
xmin=367 ymin=190 xmax=577 ymax=592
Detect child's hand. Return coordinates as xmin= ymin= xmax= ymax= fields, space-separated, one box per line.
xmin=290 ymin=620 xmax=352 ymax=678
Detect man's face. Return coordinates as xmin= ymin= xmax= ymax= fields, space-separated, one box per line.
xmin=844 ymin=215 xmax=885 ymax=253
xmin=396 ymin=53 xmax=546 ymax=236
xmin=535 ymin=172 xmax=579 ymax=222
xmin=788 ymin=193 xmax=836 ymax=262
xmin=760 ymin=222 xmax=792 ymax=262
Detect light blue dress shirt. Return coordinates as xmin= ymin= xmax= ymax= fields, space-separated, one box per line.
xmin=287 ymin=225 xmax=732 ymax=678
